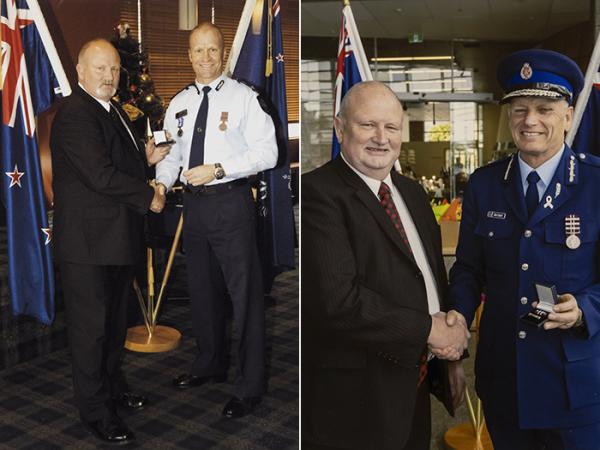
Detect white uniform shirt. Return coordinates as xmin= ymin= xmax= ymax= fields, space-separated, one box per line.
xmin=156 ymin=74 xmax=278 ymax=189
xmin=341 ymin=154 xmax=441 ymax=315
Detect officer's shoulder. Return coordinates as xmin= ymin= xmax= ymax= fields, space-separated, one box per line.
xmin=473 ymin=154 xmax=514 ymax=176
xmin=171 ymin=83 xmax=197 ymax=101
xmin=575 ymin=151 xmax=600 ymax=168
xmin=229 ymin=78 xmax=272 ymax=114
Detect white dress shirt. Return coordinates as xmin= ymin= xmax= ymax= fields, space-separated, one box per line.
xmin=156 ymin=74 xmax=278 ymax=189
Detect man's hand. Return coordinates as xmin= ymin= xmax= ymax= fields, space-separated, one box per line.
xmin=540 ymin=293 xmax=583 ymax=330
xmin=427 ymin=311 xmax=470 ymax=361
xmin=448 ymin=360 xmax=466 ymax=409
xmin=145 ymin=135 xmax=172 ymax=166
xmin=149 ymin=182 xmax=166 ymax=213
xmin=183 ymin=164 xmax=215 ymax=186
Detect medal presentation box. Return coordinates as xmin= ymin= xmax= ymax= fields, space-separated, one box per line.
xmin=520 ymin=283 xmax=558 ymax=327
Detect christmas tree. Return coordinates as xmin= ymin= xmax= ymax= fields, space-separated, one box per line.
xmin=111 ymin=23 xmax=165 ymax=137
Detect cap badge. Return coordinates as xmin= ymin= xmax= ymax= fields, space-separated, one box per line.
xmin=520 ymin=62 xmax=533 ymax=80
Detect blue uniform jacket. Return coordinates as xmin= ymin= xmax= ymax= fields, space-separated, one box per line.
xmin=449 ymin=145 xmax=600 ymax=429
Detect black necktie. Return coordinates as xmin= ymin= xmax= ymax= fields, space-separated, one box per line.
xmin=525 ymin=171 xmax=541 ymax=217
xmin=110 ymin=104 xmax=138 ymax=150
xmin=188 ymin=86 xmax=212 ymax=172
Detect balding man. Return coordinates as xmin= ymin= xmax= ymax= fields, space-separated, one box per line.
xmin=156 ymin=23 xmax=277 ymax=418
xmin=301 ymin=81 xmax=468 ymax=450
xmin=51 ymin=38 xmax=167 ymax=444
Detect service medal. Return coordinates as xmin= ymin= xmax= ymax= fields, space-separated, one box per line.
xmin=219 ymin=112 xmax=229 ymax=131
xmin=564 ymin=214 xmax=581 ymax=250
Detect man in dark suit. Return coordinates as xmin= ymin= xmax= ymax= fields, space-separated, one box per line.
xmin=301 ymin=81 xmax=469 ymax=450
xmin=50 ymin=38 xmax=167 ymax=445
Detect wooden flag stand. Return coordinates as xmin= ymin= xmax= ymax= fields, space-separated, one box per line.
xmin=125 ymin=214 xmax=184 ymax=353
xmin=444 ymin=303 xmax=493 ymax=450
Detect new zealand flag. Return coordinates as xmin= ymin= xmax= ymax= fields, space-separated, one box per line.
xmin=229 ymin=0 xmax=295 ymax=293
xmin=1 ymin=0 xmax=71 ymax=324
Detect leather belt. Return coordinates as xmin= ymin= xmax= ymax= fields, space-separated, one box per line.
xmin=183 ymin=178 xmax=248 ymax=195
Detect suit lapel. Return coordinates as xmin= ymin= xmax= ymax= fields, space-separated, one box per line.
xmin=109 ymin=101 xmax=144 ymax=157
xmin=333 ymin=158 xmax=417 ymax=265
xmin=503 ymin=153 xmax=529 ymax=225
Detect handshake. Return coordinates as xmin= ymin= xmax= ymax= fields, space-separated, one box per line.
xmin=427 ymin=310 xmax=470 ymax=361
xmin=149 ymin=180 xmax=166 ymax=213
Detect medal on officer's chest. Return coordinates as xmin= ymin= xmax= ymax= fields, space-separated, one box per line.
xmin=564 ymin=214 xmax=581 ymax=249
xmin=219 ymin=112 xmax=228 ymax=131
xmin=176 ymin=109 xmax=187 ymax=137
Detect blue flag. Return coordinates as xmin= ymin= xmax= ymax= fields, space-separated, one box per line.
xmin=571 ymin=74 xmax=600 ymax=156
xmin=229 ymin=0 xmax=295 ymax=293
xmin=1 ymin=0 xmax=71 ymax=324
xmin=331 ymin=4 xmax=373 ymax=159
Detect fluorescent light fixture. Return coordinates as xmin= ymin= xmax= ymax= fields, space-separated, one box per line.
xmin=371 ymin=56 xmax=453 ymax=62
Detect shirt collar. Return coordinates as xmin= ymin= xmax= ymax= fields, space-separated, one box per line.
xmin=340 ymin=152 xmax=393 ymax=198
xmin=79 ymin=82 xmax=111 ymax=112
xmin=518 ymin=144 xmax=564 ymax=188
xmin=194 ymin=74 xmax=226 ymax=93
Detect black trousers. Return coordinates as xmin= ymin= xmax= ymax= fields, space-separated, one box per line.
xmin=59 ymin=262 xmax=133 ymax=422
xmin=183 ymin=185 xmax=265 ymax=398
xmin=302 ymin=382 xmax=431 ymax=450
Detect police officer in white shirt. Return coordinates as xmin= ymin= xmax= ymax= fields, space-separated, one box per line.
xmin=155 ymin=22 xmax=277 ymax=419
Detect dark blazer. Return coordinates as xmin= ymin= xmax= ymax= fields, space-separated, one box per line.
xmin=450 ymin=147 xmax=600 ymax=429
xmin=50 ymin=86 xmax=154 ymax=265
xmin=301 ymin=157 xmax=452 ymax=450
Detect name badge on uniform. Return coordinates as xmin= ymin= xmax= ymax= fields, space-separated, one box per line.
xmin=176 ymin=109 xmax=187 ymax=137
xmin=564 ymin=214 xmax=581 ymax=249
xmin=219 ymin=112 xmax=229 ymax=131
xmin=487 ymin=211 xmax=506 ymax=220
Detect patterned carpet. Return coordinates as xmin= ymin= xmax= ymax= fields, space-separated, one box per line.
xmin=0 ymin=248 xmax=298 ymax=449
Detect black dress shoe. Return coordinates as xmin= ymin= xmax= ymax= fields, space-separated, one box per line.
xmin=82 ymin=416 xmax=135 ymax=445
xmin=222 ymin=396 xmax=262 ymax=419
xmin=115 ymin=392 xmax=147 ymax=410
xmin=172 ymin=373 xmax=226 ymax=389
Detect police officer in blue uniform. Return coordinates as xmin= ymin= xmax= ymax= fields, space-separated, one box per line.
xmin=155 ymin=22 xmax=277 ymax=419
xmin=448 ymin=49 xmax=600 ymax=449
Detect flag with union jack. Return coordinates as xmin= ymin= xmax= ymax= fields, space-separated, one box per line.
xmin=227 ymin=0 xmax=295 ymax=293
xmin=331 ymin=4 xmax=373 ymax=159
xmin=1 ymin=0 xmax=71 ymax=324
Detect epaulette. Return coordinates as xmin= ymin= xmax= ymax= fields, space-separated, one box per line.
xmin=172 ymin=82 xmax=199 ymax=99
xmin=485 ymin=153 xmax=515 ymax=168
xmin=576 ymin=151 xmax=600 ymax=167
xmin=232 ymin=77 xmax=273 ymax=114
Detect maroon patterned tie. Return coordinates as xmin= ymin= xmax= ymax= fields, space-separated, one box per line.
xmin=378 ymin=181 xmax=413 ymax=255
xmin=379 ymin=182 xmax=426 ymax=385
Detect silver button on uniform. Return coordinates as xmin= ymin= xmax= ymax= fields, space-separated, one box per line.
xmin=520 ymin=297 xmax=528 ymax=305
xmin=488 ymin=231 xmax=494 ymax=237
xmin=524 ymin=230 xmax=532 ymax=238
xmin=521 ymin=263 xmax=529 ymax=271
xmin=519 ymin=331 xmax=527 ymax=339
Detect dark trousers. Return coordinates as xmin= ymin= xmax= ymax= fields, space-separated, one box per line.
xmin=485 ymin=404 xmax=600 ymax=450
xmin=60 ymin=262 xmax=133 ymax=422
xmin=302 ymin=383 xmax=431 ymax=450
xmin=183 ymin=185 xmax=265 ymax=398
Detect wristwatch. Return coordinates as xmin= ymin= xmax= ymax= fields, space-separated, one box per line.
xmin=214 ymin=163 xmax=225 ymax=180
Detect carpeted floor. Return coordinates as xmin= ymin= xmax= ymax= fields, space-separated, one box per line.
xmin=0 ymin=254 xmax=299 ymax=449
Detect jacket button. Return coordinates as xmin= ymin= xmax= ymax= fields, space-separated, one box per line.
xmin=524 ymin=230 xmax=532 ymax=238
xmin=518 ymin=331 xmax=527 ymax=339
xmin=521 ymin=263 xmax=529 ymax=271
xmin=520 ymin=297 xmax=528 ymax=305
xmin=488 ymin=231 xmax=494 ymax=237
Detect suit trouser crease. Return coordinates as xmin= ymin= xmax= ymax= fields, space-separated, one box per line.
xmin=60 ymin=262 xmax=133 ymax=422
xmin=183 ymin=187 xmax=266 ymax=398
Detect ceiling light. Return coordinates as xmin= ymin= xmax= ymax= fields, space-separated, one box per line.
xmin=371 ymin=56 xmax=453 ymax=62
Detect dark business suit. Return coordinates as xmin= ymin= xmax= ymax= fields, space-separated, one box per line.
xmin=301 ymin=157 xmax=453 ymax=450
xmin=50 ymin=86 xmax=154 ymax=421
